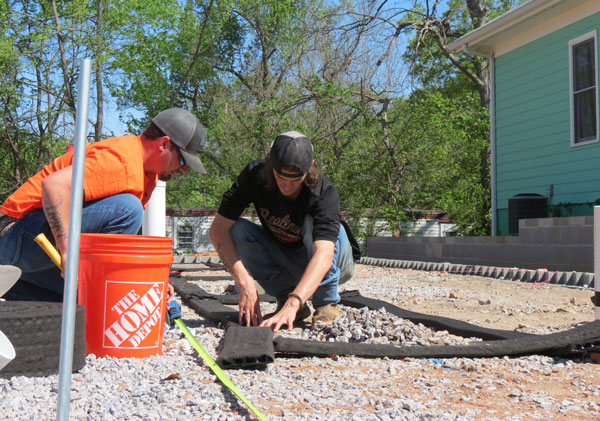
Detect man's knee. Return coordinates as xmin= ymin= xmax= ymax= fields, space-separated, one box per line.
xmin=339 ymin=259 xmax=354 ymax=284
xmin=229 ymin=218 xmax=260 ymax=243
xmin=108 ymin=194 xmax=144 ymax=234
xmin=82 ymin=193 xmax=144 ymax=234
xmin=119 ymin=193 xmax=144 ymax=220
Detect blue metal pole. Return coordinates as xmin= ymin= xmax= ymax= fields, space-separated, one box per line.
xmin=57 ymin=58 xmax=91 ymax=420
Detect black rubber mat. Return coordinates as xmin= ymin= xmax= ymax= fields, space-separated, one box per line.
xmin=170 ymin=277 xmax=275 ymax=306
xmin=216 ymin=326 xmax=274 ymax=369
xmin=273 ymin=321 xmax=600 ymax=359
xmin=171 ymin=277 xmax=600 ymax=363
xmin=0 ymin=301 xmax=86 ymax=378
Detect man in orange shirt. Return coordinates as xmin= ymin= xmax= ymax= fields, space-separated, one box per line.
xmin=0 ymin=108 xmax=207 ymax=301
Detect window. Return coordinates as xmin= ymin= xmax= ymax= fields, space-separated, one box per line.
xmin=570 ymin=30 xmax=599 ymax=146
xmin=177 ymin=225 xmax=194 ymax=249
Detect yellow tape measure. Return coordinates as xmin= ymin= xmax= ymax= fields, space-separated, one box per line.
xmin=172 ymin=316 xmax=269 ymax=421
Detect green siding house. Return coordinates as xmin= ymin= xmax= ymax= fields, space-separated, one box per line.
xmin=450 ymin=0 xmax=600 ymax=235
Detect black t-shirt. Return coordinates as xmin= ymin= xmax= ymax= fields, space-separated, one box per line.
xmin=218 ymin=160 xmax=340 ymax=248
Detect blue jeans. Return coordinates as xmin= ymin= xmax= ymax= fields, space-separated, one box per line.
xmin=229 ymin=216 xmax=354 ymax=306
xmin=0 ymin=193 xmax=144 ymax=301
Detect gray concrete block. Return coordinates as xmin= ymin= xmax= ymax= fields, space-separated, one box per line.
xmin=565 ymin=272 xmax=581 ymax=286
xmin=503 ymin=268 xmax=518 ymax=280
xmin=523 ymin=269 xmax=535 ymax=281
xmin=566 ymin=216 xmax=590 ymax=226
xmin=520 ymin=270 xmax=534 ymax=282
xmin=576 ymin=226 xmax=593 ymax=244
xmin=576 ymin=273 xmax=593 ymax=288
xmin=544 ymin=228 xmax=562 ymax=244
xmin=549 ymin=271 xmax=563 ymax=284
xmin=512 ymin=269 xmax=524 ymax=282
xmin=528 ymin=227 xmax=547 ymax=245
xmin=365 ymin=230 xmax=593 ymax=273
xmin=487 ymin=267 xmax=499 ymax=278
xmin=517 ymin=227 xmax=534 ymax=244
xmin=451 ymin=264 xmax=464 ymax=275
xmin=560 ymin=227 xmax=579 ymax=244
xmin=521 ymin=218 xmax=540 ymax=228
xmin=552 ymin=217 xmax=569 ymax=226
xmin=480 ymin=266 xmax=491 ymax=277
xmin=562 ymin=246 xmax=593 ymax=271
xmin=499 ymin=267 xmax=513 ymax=279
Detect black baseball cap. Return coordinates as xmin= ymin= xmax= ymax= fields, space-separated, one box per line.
xmin=152 ymin=108 xmax=207 ymax=173
xmin=269 ymin=131 xmax=313 ymax=177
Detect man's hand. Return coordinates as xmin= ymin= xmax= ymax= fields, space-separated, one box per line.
xmin=260 ymin=299 xmax=300 ymax=333
xmin=238 ymin=286 xmax=263 ymax=326
xmin=166 ymin=283 xmax=174 ymax=301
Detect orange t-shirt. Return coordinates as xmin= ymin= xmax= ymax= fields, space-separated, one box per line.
xmin=0 ymin=135 xmax=158 ymax=218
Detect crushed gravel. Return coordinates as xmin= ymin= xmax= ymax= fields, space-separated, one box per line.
xmin=0 ymin=263 xmax=599 ymax=420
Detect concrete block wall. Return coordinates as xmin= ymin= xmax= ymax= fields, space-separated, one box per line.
xmin=367 ymin=216 xmax=593 ymax=273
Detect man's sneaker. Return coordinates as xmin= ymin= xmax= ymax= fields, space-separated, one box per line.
xmin=264 ymin=298 xmax=311 ymax=322
xmin=311 ymin=304 xmax=340 ymax=325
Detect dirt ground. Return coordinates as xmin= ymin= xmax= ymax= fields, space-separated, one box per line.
xmin=328 ymin=264 xmax=600 ymax=420
xmin=189 ymin=262 xmax=600 ymax=419
xmin=347 ymin=264 xmax=597 ymax=334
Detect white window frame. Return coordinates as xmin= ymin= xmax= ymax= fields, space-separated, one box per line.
xmin=569 ymin=30 xmax=599 ymax=147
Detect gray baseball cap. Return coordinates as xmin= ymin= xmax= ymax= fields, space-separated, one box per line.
xmin=152 ymin=108 xmax=207 ymax=173
xmin=269 ymin=131 xmax=313 ymax=177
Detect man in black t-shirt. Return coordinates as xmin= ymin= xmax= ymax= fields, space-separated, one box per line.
xmin=209 ymin=131 xmax=354 ymax=333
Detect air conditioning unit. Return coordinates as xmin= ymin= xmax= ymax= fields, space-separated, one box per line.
xmin=508 ymin=193 xmax=548 ymax=235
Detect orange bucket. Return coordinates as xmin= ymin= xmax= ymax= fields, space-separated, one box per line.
xmin=78 ymin=233 xmax=173 ymax=358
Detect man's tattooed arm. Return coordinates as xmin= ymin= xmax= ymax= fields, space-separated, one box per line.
xmin=44 ymin=200 xmax=68 ymax=243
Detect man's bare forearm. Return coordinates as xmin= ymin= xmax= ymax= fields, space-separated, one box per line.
xmin=214 ymin=241 xmax=233 ymax=274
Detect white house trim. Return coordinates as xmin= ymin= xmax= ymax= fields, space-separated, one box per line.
xmin=569 ymin=30 xmax=599 ymax=147
xmin=449 ymin=0 xmax=600 ymax=57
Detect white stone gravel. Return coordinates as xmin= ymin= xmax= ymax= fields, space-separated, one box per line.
xmin=0 ymin=265 xmax=598 ymax=420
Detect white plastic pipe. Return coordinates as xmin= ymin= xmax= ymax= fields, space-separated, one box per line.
xmin=143 ymin=180 xmax=166 ymax=237
xmin=57 ymin=58 xmax=91 ymax=420
xmin=594 ymin=206 xmax=600 ymax=320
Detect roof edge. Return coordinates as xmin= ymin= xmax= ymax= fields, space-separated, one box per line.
xmin=448 ymin=0 xmax=568 ymax=54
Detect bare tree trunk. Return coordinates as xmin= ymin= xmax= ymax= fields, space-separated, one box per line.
xmin=51 ymin=0 xmax=76 ymax=115
xmin=94 ymin=0 xmax=105 ymax=142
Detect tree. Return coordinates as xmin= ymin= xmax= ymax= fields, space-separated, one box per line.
xmin=0 ymin=1 xmax=90 ymax=198
xmin=196 ymin=0 xmax=387 ymax=208
xmin=337 ymin=0 xmax=524 ymax=234
xmin=0 ymin=0 xmax=518 ymax=240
